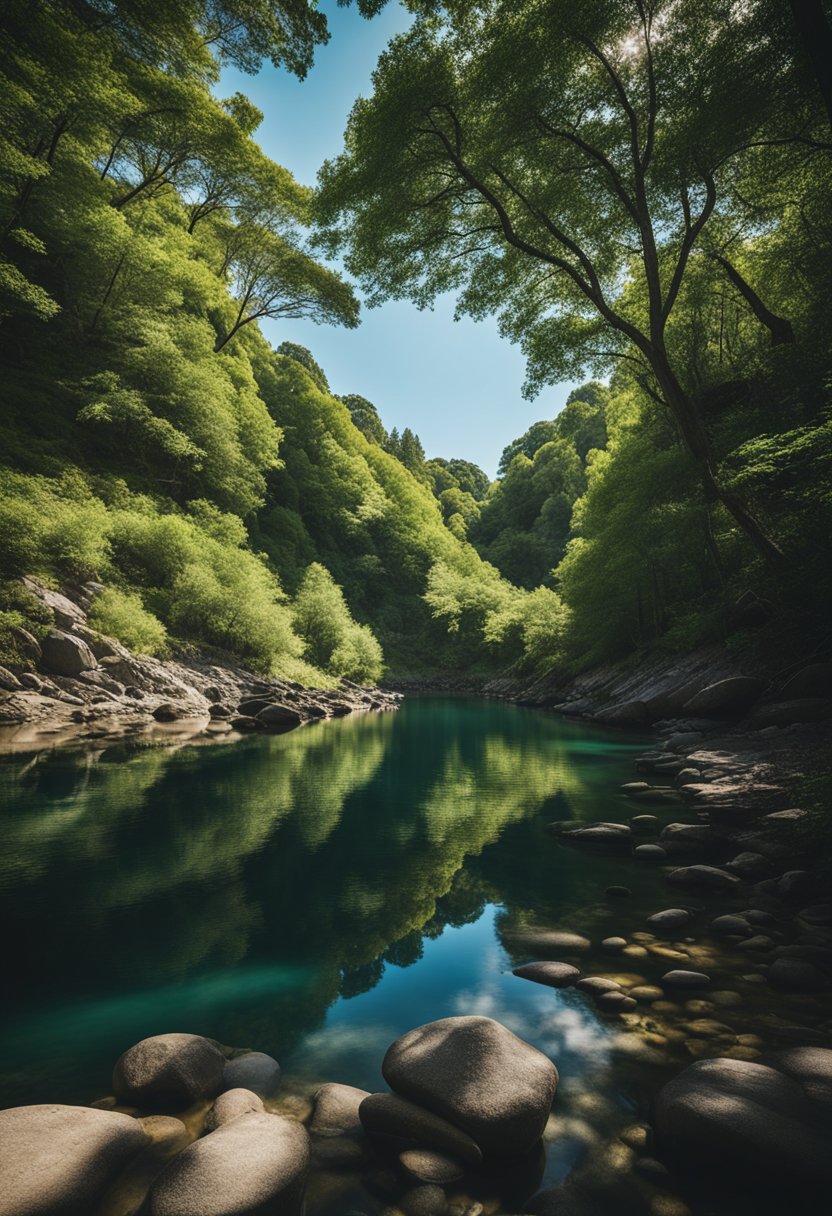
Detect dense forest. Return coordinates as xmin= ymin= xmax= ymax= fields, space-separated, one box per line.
xmin=1 ymin=0 xmax=830 ymax=687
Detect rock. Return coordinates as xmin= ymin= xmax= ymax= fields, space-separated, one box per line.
xmin=764 ymin=808 xmax=808 ymax=828
xmin=634 ymin=844 xmax=667 ymax=860
xmin=237 ymin=698 xmax=274 ymax=716
xmin=621 ymin=782 xmax=651 ymax=795
xmin=750 ymin=698 xmax=832 ymax=728
xmin=659 ymin=823 xmax=713 ymax=847
xmin=779 ymin=661 xmax=832 ymax=699
xmin=399 ymin=1148 xmax=465 ymax=1184
xmin=512 ymin=961 xmax=581 ymax=988
xmin=310 ymin=1135 xmax=369 ymax=1168
xmin=601 ymin=937 xmax=627 ymax=952
xmin=230 ymin=715 xmax=264 ymax=732
xmin=711 ymin=915 xmax=752 ymax=937
xmin=39 ymin=629 xmax=96 ymax=677
xmin=597 ymin=991 xmax=637 ymax=1012
xmin=736 ymin=934 xmax=775 ymax=952
xmin=0 ymin=665 xmax=22 ymax=691
xmin=256 ymin=703 xmax=304 ymax=731
xmin=661 ymin=971 xmax=711 ymax=989
xmin=605 ymin=886 xmax=632 ymax=898
xmin=766 ymin=958 xmax=830 ymax=993
xmin=762 ymin=1046 xmax=832 ymax=1109
xmin=205 ymin=1088 xmax=264 ymax=1132
xmin=629 ymin=814 xmax=659 ymax=832
xmin=310 ymin=1083 xmax=369 ymax=1137
xmin=555 ymin=822 xmax=633 ymax=849
xmin=505 ymin=928 xmax=591 ymax=954
xmin=208 ymin=703 xmax=231 ymax=719
xmin=799 ymin=903 xmax=832 ymax=925
xmin=359 ymin=1093 xmax=482 ymax=1165
xmin=682 ymin=676 xmax=766 ymax=716
xmin=665 ymin=731 xmax=704 ymax=751
xmin=222 ymin=1052 xmax=281 ymax=1098
xmin=726 ymin=852 xmax=771 ymax=879
xmin=654 ymin=1054 xmax=832 ymax=1185
xmin=381 ymin=1016 xmax=557 ymax=1157
xmin=629 ymin=986 xmax=664 ymax=1002
xmin=647 ymin=909 xmax=692 ymax=933
xmin=400 ymin=1184 xmax=448 ymax=1216
xmin=773 ymin=870 xmax=816 ymax=902
xmin=0 ymin=1103 xmax=147 ymax=1216
xmin=8 ymin=624 xmax=42 ymax=665
xmin=668 ymin=865 xmax=741 ymax=892
xmin=152 ymin=702 xmax=181 ymax=722
xmin=147 ymin=1112 xmax=309 ymax=1216
xmin=113 ymin=1033 xmax=225 ymax=1110
xmin=575 ymin=977 xmax=621 ymax=996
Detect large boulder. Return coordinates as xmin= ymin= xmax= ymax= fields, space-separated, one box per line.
xmin=654 ymin=1053 xmax=832 ymax=1186
xmin=358 ymin=1093 xmax=483 ymax=1165
xmin=113 ymin=1033 xmax=225 ymax=1110
xmin=147 ymin=1112 xmax=309 ymax=1216
xmin=0 ymin=1103 xmax=147 ymax=1216
xmin=39 ymin=629 xmax=96 ymax=677
xmin=221 ymin=1052 xmax=281 ymax=1098
xmin=381 ymin=1016 xmax=557 ymax=1157
xmin=309 ymin=1083 xmax=370 ymax=1137
xmin=256 ymin=703 xmax=303 ymax=731
xmin=682 ymin=676 xmax=766 ymax=716
xmin=205 ymin=1089 xmax=264 ymax=1133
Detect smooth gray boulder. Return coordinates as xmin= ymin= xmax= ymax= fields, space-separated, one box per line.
xmin=399 ymin=1148 xmax=465 ymax=1184
xmin=222 ymin=1051 xmax=281 ymax=1097
xmin=148 ymin=1112 xmax=309 ymax=1216
xmin=0 ymin=1103 xmax=147 ymax=1216
xmin=646 ymin=908 xmax=692 ymax=933
xmin=205 ymin=1088 xmax=264 ymax=1133
xmin=309 ymin=1082 xmax=369 ymax=1137
xmin=512 ymin=962 xmax=581 ymax=988
xmin=382 ymin=1016 xmax=557 ymax=1157
xmin=503 ymin=927 xmax=591 ymax=955
xmin=662 ymin=970 xmax=711 ymax=988
xmin=39 ymin=629 xmax=96 ymax=677
xmin=359 ymin=1092 xmax=482 ymax=1164
xmin=668 ymin=864 xmax=741 ymax=892
xmin=655 ymin=1054 xmax=832 ymax=1185
xmin=682 ymin=676 xmax=765 ymax=715
xmin=113 ymin=1032 xmax=225 ymax=1109
xmin=256 ymin=703 xmax=303 ymax=730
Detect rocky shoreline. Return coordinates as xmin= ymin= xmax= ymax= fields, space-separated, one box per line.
xmin=0 ymin=578 xmax=400 ymax=752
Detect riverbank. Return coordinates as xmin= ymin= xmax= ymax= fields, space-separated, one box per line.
xmin=0 ymin=578 xmax=400 ymax=753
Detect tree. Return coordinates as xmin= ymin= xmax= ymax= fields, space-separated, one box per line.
xmin=277 ymin=341 xmax=330 ymax=391
xmin=447 ymin=458 xmax=489 ymax=499
xmin=342 ymin=393 xmax=388 ymax=444
xmin=317 ymin=0 xmax=825 ymax=567
xmin=497 ymin=421 xmax=559 ymax=475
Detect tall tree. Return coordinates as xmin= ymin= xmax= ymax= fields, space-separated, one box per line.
xmin=317 ymin=0 xmax=825 ymax=567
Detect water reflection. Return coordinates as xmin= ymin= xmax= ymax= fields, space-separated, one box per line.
xmin=0 ymin=698 xmax=647 ymax=1107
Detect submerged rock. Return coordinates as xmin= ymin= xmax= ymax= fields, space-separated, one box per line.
xmin=359 ymin=1092 xmax=482 ymax=1164
xmin=0 ymin=1103 xmax=147 ymax=1216
xmin=310 ymin=1082 xmax=369 ymax=1137
xmin=382 ymin=1016 xmax=557 ymax=1157
xmin=222 ymin=1052 xmax=281 ymax=1098
xmin=512 ymin=962 xmax=581 ymax=988
xmin=113 ymin=1032 xmax=225 ymax=1110
xmin=668 ymin=865 xmax=741 ymax=892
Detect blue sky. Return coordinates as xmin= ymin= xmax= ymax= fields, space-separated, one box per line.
xmin=220 ymin=1 xmax=572 ymax=477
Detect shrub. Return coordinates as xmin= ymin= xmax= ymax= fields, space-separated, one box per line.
xmin=88 ymin=587 xmax=168 ymax=656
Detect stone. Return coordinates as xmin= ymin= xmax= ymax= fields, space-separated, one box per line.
xmin=668 ymin=865 xmax=741 ymax=892
xmin=205 ymin=1088 xmax=264 ymax=1132
xmin=505 ymin=928 xmax=592 ymax=954
xmin=661 ymin=971 xmax=711 ymax=989
xmin=0 ymin=665 xmax=22 ymax=691
xmin=629 ymin=814 xmax=659 ymax=832
xmin=736 ymin=934 xmax=775 ymax=952
xmin=222 ymin=1052 xmax=281 ymax=1098
xmin=682 ymin=676 xmax=766 ymax=716
xmin=512 ymin=961 xmax=581 ymax=988
xmin=654 ymin=1054 xmax=832 ymax=1185
xmin=310 ymin=1136 xmax=369 ymax=1168
xmin=598 ymin=699 xmax=650 ymax=725
xmin=359 ymin=1093 xmax=482 ymax=1165
xmin=39 ymin=629 xmax=96 ymax=677
xmin=256 ymin=703 xmax=304 ymax=730
xmin=147 ymin=1112 xmax=309 ymax=1216
xmin=601 ymin=937 xmax=627 ymax=952
xmin=605 ymin=886 xmax=632 ymax=898
xmin=113 ymin=1033 xmax=225 ymax=1110
xmin=381 ymin=1016 xmax=557 ymax=1157
xmin=774 ymin=870 xmax=816 ymax=902
xmin=779 ymin=661 xmax=832 ymax=699
xmin=208 ymin=703 xmax=231 ymax=718
xmin=310 ymin=1083 xmax=370 ymax=1137
xmin=629 ymin=986 xmax=663 ymax=1002
xmin=621 ymin=782 xmax=651 ymax=794
xmin=647 ymin=909 xmax=692 ymax=933
xmin=766 ymin=958 xmax=830 ymax=993
xmin=762 ymin=1046 xmax=832 ymax=1109
xmin=152 ymin=702 xmax=181 ymax=722
xmin=764 ymin=808 xmax=808 ymax=828
xmin=0 ymin=1103 xmax=147 ymax=1216
xmin=575 ymin=977 xmax=621 ymax=996
xmin=400 ymin=1184 xmax=448 ymax=1216
xmin=711 ymin=915 xmax=752 ymax=937
xmin=597 ymin=991 xmax=637 ymax=1013
xmin=634 ymin=844 xmax=667 ymax=860
xmin=750 ymin=698 xmax=832 ymax=728
xmin=659 ymin=823 xmax=713 ymax=847
xmin=556 ymin=823 xmax=633 ymax=849
xmin=399 ymin=1148 xmax=465 ymax=1184
xmin=726 ymin=852 xmax=771 ymax=879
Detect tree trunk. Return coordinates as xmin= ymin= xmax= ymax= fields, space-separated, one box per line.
xmin=790 ymin=0 xmax=832 ymax=134
xmin=648 ymin=346 xmax=789 ymax=569
xmin=712 ymin=254 xmax=795 ymax=346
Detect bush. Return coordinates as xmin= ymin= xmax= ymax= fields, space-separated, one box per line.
xmin=293 ymin=563 xmax=384 ymax=682
xmin=88 ymin=587 xmax=168 ymax=656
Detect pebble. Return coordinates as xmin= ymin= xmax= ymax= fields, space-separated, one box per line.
xmin=602 ymin=937 xmax=628 ymax=952
xmin=400 ymin=1184 xmax=448 ymax=1216
xmin=576 ymin=977 xmax=621 ymax=996
xmin=399 ymin=1149 xmax=465 ymax=1185
xmin=647 ymin=909 xmax=692 ymax=933
xmin=629 ymin=986 xmax=663 ymax=1002
xmin=622 ymin=945 xmax=649 ymax=959
xmin=619 ymin=1122 xmax=651 ymax=1151
xmin=634 ymin=844 xmax=667 ymax=860
xmin=661 ymin=970 xmax=711 ymax=989
xmin=597 ymin=991 xmax=638 ymax=1013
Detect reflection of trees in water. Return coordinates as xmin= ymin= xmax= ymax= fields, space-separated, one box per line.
xmin=0 ymin=703 xmax=612 ymax=1064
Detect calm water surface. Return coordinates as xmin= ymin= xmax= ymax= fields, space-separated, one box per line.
xmin=1 ymin=697 xmax=684 ymax=1195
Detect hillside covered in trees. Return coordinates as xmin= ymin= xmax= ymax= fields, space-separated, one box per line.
xmin=1 ymin=0 xmax=830 ymax=689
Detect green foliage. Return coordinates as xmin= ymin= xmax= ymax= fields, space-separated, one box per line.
xmin=276 ymin=341 xmax=331 ymax=392
xmin=293 ymin=562 xmax=384 ymax=682
xmin=342 ymin=393 xmax=388 ymax=445
xmin=88 ymin=587 xmax=168 ymax=656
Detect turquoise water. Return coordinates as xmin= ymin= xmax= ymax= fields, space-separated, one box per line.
xmin=0 ymin=697 xmax=664 ymax=1176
